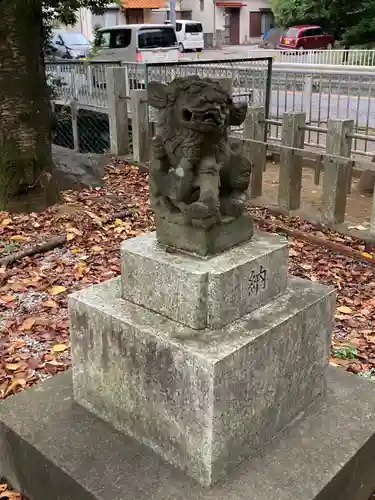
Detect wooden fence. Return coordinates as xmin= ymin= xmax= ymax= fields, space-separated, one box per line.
xmin=242 ymin=108 xmax=375 ymax=240
xmin=56 ymin=67 xmax=375 ymax=243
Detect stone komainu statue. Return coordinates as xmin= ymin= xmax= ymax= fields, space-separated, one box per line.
xmin=147 ymin=76 xmax=252 ymax=229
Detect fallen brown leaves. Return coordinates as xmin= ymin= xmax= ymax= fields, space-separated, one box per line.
xmin=250 ymin=206 xmax=375 ymax=380
xmin=0 ymin=162 xmax=374 ymax=400
xmin=0 ymin=482 xmax=22 ymax=499
xmin=0 ymin=162 xmax=152 ymax=398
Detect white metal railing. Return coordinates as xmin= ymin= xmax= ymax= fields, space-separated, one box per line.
xmin=268 ymin=63 xmax=375 ymax=155
xmin=48 ymin=59 xmax=375 ymax=156
xmin=248 ymin=49 xmax=375 ymax=67
xmin=46 ymin=59 xmax=271 ymax=112
xmin=46 ymin=61 xmax=146 ymax=111
xmin=46 ymin=61 xmax=117 ymax=109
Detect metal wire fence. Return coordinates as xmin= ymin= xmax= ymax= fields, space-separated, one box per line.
xmin=78 ymin=110 xmax=110 ymax=154
xmin=47 ymin=58 xmax=375 ymax=150
xmin=47 ymin=58 xmax=272 ymax=109
xmin=145 ymin=57 xmax=272 ymax=136
xmin=47 ymin=57 xmax=375 ymax=157
xmin=52 ymin=104 xmax=110 ymax=154
xmin=146 ymin=58 xmax=272 ymax=108
xmin=52 ymin=105 xmax=73 ymax=149
xmin=48 ymin=57 xmax=272 ymax=154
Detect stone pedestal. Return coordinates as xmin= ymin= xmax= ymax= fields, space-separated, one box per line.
xmin=68 ymin=230 xmax=335 ymax=487
xmin=120 ymin=231 xmax=288 ymax=329
xmin=70 ymin=276 xmax=333 ymax=487
xmin=154 ymin=213 xmax=254 ymax=257
xmin=3 ymin=228 xmax=375 ymax=500
xmin=2 ymin=368 xmax=375 ymax=500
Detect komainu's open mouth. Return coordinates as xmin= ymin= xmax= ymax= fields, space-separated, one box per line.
xmin=203 ymin=112 xmax=217 ymax=123
xmin=182 ymin=108 xmax=193 ymax=122
xmin=181 ymin=105 xmax=224 ymax=129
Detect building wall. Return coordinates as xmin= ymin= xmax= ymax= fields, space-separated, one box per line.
xmin=181 ymin=0 xmax=215 ymax=33
xmin=60 ymin=8 xmax=93 ymax=39
xmin=243 ymin=2 xmax=273 ymax=40
xmin=149 ymin=8 xmax=193 ymax=23
xmin=149 ymin=1 xmax=193 ymax=23
xmin=60 ymin=5 xmax=127 ymax=41
xmin=58 ymin=2 xmax=272 ymax=46
xmin=64 ymin=4 xmax=183 ymax=41
xmin=92 ymin=5 xmax=126 ymax=37
xmin=177 ymin=0 xmax=272 ymax=45
xmin=144 ymin=10 xmax=155 ymax=23
xmin=149 ymin=9 xmax=165 ymax=23
xmin=180 ymin=0 xmax=226 ymax=47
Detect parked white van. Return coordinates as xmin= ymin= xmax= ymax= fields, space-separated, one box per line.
xmin=173 ymin=20 xmax=204 ymax=53
xmin=92 ymin=24 xmax=180 ymax=64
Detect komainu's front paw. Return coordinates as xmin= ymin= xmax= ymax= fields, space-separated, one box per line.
xmin=187 ymin=200 xmax=220 ymax=229
xmin=152 ymin=136 xmax=166 ymax=159
xmin=220 ymin=195 xmax=246 ymax=217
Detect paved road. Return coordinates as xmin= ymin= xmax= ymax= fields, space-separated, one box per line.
xmin=270 ymin=90 xmax=375 ymax=153
xmin=179 ymin=48 xmax=375 ymax=131
xmin=270 ymin=90 xmax=375 ymax=129
xmin=180 ymin=45 xmax=261 ymax=61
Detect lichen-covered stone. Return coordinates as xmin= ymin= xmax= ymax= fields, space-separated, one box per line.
xmin=69 ymin=276 xmax=334 ymax=487
xmin=154 ymin=213 xmax=254 ymax=257
xmin=147 ymin=76 xmax=252 ymax=235
xmin=2 ymin=367 xmax=375 ymax=500
xmin=120 ymin=231 xmax=288 ymax=329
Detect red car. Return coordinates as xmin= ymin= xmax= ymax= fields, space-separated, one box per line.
xmin=279 ymin=25 xmax=334 ymax=50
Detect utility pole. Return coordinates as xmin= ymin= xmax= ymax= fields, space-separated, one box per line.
xmin=169 ymin=0 xmax=177 ymax=27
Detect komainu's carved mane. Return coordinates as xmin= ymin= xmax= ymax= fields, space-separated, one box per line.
xmin=156 ymin=77 xmax=230 ymax=165
xmin=148 ymin=75 xmax=252 ymax=230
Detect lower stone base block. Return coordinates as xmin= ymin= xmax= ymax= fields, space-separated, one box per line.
xmin=1 ymin=368 xmax=375 ymax=500
xmin=68 ymin=276 xmax=334 ymax=486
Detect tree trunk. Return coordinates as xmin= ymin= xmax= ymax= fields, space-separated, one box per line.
xmin=0 ymin=0 xmax=59 ymax=212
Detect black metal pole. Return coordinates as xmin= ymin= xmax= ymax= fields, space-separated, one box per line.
xmin=264 ymin=57 xmax=273 ymax=142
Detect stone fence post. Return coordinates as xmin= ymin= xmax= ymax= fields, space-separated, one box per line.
xmin=70 ymin=99 xmax=80 ymax=152
xmin=130 ymin=89 xmax=149 ymax=164
xmin=278 ymin=111 xmax=306 ymax=211
xmin=303 ymin=75 xmax=313 ymax=123
xmin=321 ymin=119 xmax=354 ymax=225
xmin=370 ymin=186 xmax=375 ymax=239
xmin=106 ymin=67 xmax=129 ymax=156
xmin=243 ymin=106 xmax=266 ymax=198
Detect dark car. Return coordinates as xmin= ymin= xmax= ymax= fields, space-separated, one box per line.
xmin=279 ymin=25 xmax=334 ymax=50
xmin=50 ymin=30 xmax=92 ymax=59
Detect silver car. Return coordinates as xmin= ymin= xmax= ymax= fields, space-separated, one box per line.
xmin=91 ymin=24 xmax=179 ymax=64
xmin=50 ymin=30 xmax=92 ymax=60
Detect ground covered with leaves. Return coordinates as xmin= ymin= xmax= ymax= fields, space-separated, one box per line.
xmin=0 ymin=162 xmax=374 ymax=398
xmin=252 ymin=206 xmax=375 ymax=379
xmin=0 ymin=163 xmax=153 ymax=398
xmin=262 ymin=162 xmax=373 ymax=226
xmin=0 ymin=482 xmax=22 ymax=500
xmin=0 ymin=162 xmax=374 ymax=498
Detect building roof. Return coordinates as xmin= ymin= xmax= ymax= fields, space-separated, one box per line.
xmin=98 ymin=23 xmax=172 ymax=30
xmin=122 ymin=0 xmax=164 ymax=8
